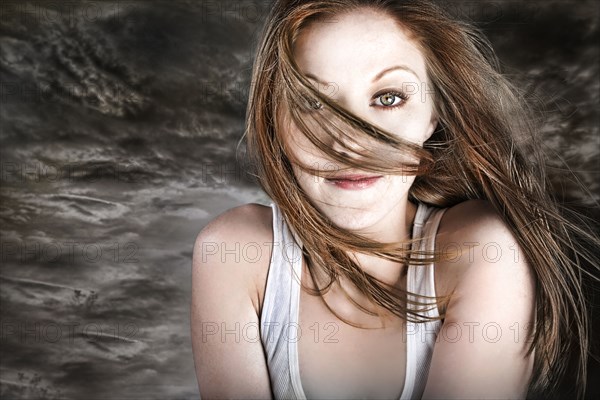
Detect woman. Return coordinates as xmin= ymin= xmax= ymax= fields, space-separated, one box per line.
xmin=191 ymin=0 xmax=599 ymax=399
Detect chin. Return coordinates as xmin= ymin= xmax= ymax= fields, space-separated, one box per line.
xmin=298 ymin=177 xmax=410 ymax=232
xmin=314 ymin=203 xmax=385 ymax=232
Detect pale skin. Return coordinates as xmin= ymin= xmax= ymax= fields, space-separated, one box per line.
xmin=191 ymin=8 xmax=536 ymax=400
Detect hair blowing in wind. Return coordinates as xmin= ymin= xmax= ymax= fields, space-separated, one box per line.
xmin=241 ymin=0 xmax=600 ymax=398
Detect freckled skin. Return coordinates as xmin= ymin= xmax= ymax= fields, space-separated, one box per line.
xmin=281 ymin=9 xmax=438 ymax=245
xmin=194 ymin=7 xmax=537 ymax=400
xmin=276 ymin=11 xmax=442 ymax=348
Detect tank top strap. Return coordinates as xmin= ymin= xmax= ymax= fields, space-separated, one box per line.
xmin=261 ymin=201 xmax=448 ymax=400
xmin=403 ymin=202 xmax=448 ymax=399
xmin=260 ymin=202 xmax=303 ymax=399
xmin=410 ymin=203 xmax=448 ymax=308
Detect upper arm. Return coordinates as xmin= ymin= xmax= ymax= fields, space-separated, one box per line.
xmin=423 ymin=200 xmax=536 ymax=399
xmin=191 ymin=203 xmax=274 ymax=399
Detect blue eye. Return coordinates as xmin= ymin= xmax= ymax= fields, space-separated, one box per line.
xmin=371 ymin=90 xmax=409 ymax=110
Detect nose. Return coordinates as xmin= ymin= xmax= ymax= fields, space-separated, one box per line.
xmin=330 ymin=128 xmax=363 ymax=158
xmin=331 ymin=135 xmax=355 ymax=157
xmin=315 ymin=96 xmax=367 ymax=158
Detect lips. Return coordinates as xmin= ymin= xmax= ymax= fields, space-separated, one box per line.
xmin=325 ymin=174 xmax=381 ymax=181
xmin=324 ymin=174 xmax=383 ymax=190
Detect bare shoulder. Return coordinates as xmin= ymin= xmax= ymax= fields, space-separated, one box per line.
xmin=424 ymin=207 xmax=537 ymax=397
xmin=433 ymin=199 xmax=535 ymax=315
xmin=438 ymin=198 xmax=513 ymax=237
xmin=195 ymin=203 xmax=273 ymax=244
xmin=424 ymin=200 xmax=537 ymax=397
xmin=193 ymin=203 xmax=274 ymax=317
xmin=191 ymin=203 xmax=275 ymax=398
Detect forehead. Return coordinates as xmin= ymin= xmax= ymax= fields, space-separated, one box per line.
xmin=293 ymin=9 xmax=427 ymax=83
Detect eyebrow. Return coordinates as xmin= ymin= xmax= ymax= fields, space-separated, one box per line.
xmin=372 ymin=65 xmax=420 ymax=83
xmin=304 ymin=64 xmax=420 ymax=87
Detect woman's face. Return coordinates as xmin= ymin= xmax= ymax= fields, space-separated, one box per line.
xmin=280 ymin=9 xmax=438 ymax=233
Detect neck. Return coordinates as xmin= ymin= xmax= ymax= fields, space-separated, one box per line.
xmin=307 ymin=199 xmax=419 ymax=325
xmin=348 ymin=197 xmax=416 ymax=262
xmin=337 ymin=199 xmax=418 ymax=308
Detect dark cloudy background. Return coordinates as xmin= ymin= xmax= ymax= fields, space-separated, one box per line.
xmin=0 ymin=0 xmax=598 ymax=399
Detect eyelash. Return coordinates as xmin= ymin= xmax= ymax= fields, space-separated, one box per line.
xmin=302 ymin=89 xmax=409 ymax=112
xmin=371 ymin=89 xmax=409 ymax=110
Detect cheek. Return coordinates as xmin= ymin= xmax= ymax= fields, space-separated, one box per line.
xmin=389 ymin=174 xmax=416 ymax=189
xmin=286 ymin=128 xmax=314 ymax=157
xmin=280 ymin=106 xmax=433 ymax=174
xmin=291 ymin=163 xmax=319 ymax=189
xmin=283 ymin=134 xmax=326 ymax=187
xmin=282 ymin=122 xmax=333 ymax=172
xmin=379 ymin=110 xmax=433 ymax=144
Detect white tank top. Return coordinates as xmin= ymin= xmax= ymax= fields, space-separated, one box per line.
xmin=260 ymin=201 xmax=448 ymax=399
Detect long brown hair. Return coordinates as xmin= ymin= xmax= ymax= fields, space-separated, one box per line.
xmin=242 ymin=0 xmax=600 ymax=398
